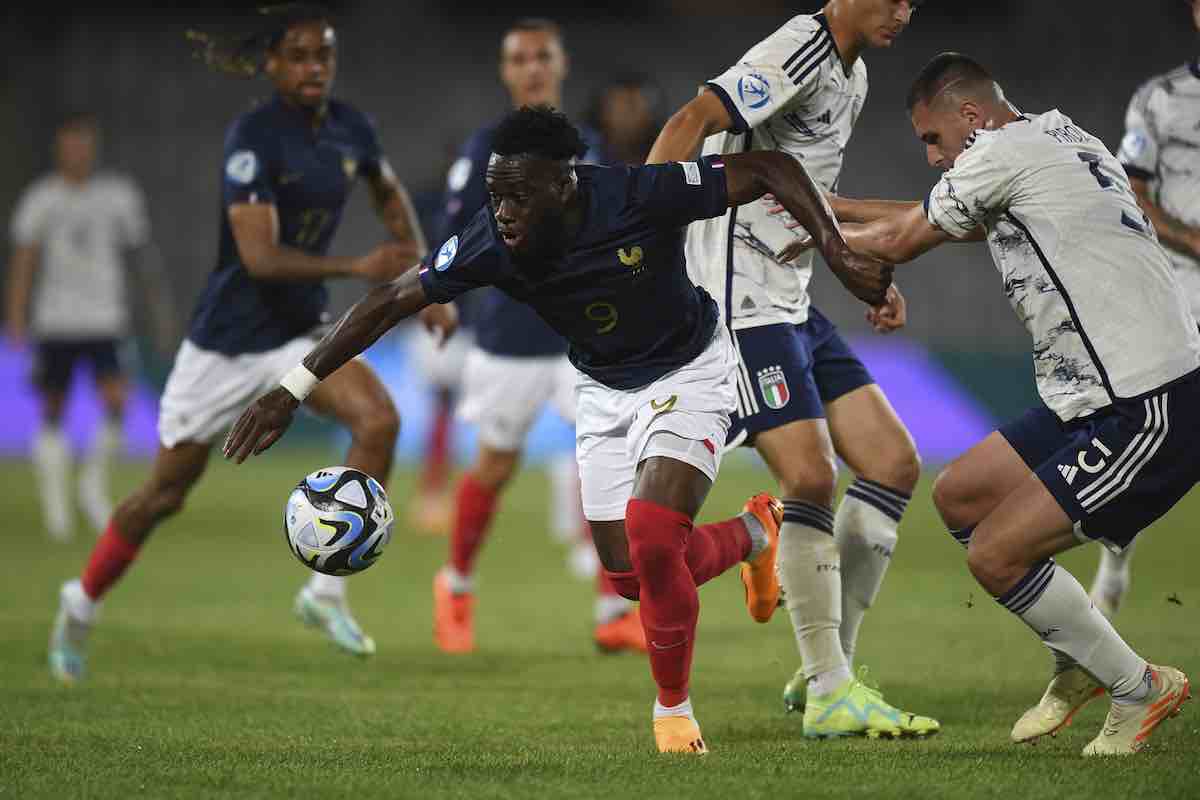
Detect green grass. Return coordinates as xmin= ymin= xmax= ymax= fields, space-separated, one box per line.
xmin=1 ymin=450 xmax=1197 ymax=799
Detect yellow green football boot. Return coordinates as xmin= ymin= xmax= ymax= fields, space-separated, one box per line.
xmin=801 ymin=668 xmax=941 ymax=739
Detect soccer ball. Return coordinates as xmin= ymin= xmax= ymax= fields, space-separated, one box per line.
xmin=284 ymin=467 xmax=394 ymax=576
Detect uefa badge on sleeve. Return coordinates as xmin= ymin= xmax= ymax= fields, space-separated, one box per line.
xmin=757 ymin=365 xmax=790 ymax=410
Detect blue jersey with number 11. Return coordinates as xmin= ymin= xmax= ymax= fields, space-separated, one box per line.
xmin=419 ymin=157 xmax=729 ymax=390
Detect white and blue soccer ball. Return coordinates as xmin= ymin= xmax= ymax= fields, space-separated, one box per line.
xmin=284 ymin=467 xmax=394 ymax=576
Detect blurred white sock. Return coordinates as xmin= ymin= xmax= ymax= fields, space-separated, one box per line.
xmin=79 ymin=418 xmax=121 ymax=534
xmin=548 ymin=453 xmax=581 ymax=545
xmin=594 ymin=593 xmax=631 ymax=625
xmin=33 ymin=425 xmax=73 ymax=541
xmin=305 ymin=573 xmax=347 ymax=600
xmin=1090 ymin=541 xmax=1136 ymax=617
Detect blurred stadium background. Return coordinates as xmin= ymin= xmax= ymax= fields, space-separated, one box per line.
xmin=1 ymin=0 xmax=1195 ymax=465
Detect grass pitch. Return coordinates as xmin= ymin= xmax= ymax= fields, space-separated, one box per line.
xmin=1 ymin=449 xmax=1197 ymax=798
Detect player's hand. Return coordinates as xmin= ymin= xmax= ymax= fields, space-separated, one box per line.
xmin=830 ymin=247 xmax=893 ymax=306
xmin=222 ymin=386 xmax=299 ymax=464
xmin=866 ymin=284 xmax=907 ymax=334
xmin=353 ymin=243 xmax=415 ymax=282
xmin=418 ymin=303 xmax=458 ymax=347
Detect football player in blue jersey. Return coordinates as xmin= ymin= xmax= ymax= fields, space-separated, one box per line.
xmin=430 ymin=19 xmax=647 ymax=657
xmin=47 ymin=3 xmax=454 ymax=684
xmin=224 ymin=106 xmax=890 ymax=753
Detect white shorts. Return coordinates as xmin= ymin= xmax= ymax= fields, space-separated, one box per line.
xmin=458 ymin=347 xmax=576 ymax=451
xmin=408 ymin=323 xmax=474 ymax=391
xmin=576 ymin=328 xmax=738 ymax=521
xmin=158 ymin=335 xmax=319 ymax=448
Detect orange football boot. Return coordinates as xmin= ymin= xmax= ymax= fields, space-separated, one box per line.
xmin=653 ymin=716 xmax=708 ymax=754
xmin=739 ymin=493 xmax=783 ymax=623
xmin=433 ymin=570 xmax=475 ymax=653
xmin=594 ymin=608 xmax=648 ymax=654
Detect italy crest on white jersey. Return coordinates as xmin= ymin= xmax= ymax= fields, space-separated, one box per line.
xmin=686 ymin=13 xmax=866 ymax=330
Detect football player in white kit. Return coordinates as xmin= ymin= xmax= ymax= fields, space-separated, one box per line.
xmin=834 ymin=52 xmax=1196 ymax=756
xmin=648 ymin=0 xmax=937 ymax=738
xmin=6 ymin=112 xmax=175 ymax=541
xmin=1093 ymin=0 xmax=1200 ymax=619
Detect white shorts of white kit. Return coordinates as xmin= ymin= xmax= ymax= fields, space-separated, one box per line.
xmin=458 ymin=347 xmax=577 ymax=451
xmin=158 ymin=335 xmax=321 ymax=448
xmin=408 ymin=323 xmax=474 ymax=391
xmin=576 ymin=327 xmax=738 ymax=521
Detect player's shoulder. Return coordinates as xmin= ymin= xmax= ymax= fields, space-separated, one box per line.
xmin=224 ymin=99 xmax=279 ymax=147
xmin=328 ymin=98 xmax=378 ymax=137
xmin=743 ymin=12 xmax=826 ymax=57
xmin=18 ymin=173 xmax=62 ymax=203
xmin=462 ymin=123 xmax=498 ymax=159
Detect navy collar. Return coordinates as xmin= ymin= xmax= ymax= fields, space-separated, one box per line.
xmin=814 ymin=13 xmax=853 ymax=78
xmin=269 ymin=92 xmax=330 ymax=132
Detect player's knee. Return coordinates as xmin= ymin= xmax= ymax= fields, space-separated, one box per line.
xmin=883 ymin=441 xmax=921 ymax=495
xmin=931 ymin=466 xmax=972 ymax=530
xmin=351 ymin=400 xmax=400 ymax=448
xmin=777 ymin=457 xmax=837 ymax=506
xmin=965 ymin=534 xmax=1021 ymax=595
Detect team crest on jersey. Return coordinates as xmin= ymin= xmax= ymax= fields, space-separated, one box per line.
xmin=618 ymin=246 xmax=645 ymax=275
xmin=1119 ymin=131 xmax=1148 ymax=160
xmin=342 ymin=156 xmax=358 ymax=179
xmin=757 ymin=365 xmax=790 ymax=410
xmin=737 ymin=72 xmax=771 ymax=110
xmin=435 ymin=236 xmax=459 ymax=271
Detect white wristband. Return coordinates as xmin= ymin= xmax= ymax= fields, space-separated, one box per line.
xmin=280 ymin=365 xmax=320 ymax=401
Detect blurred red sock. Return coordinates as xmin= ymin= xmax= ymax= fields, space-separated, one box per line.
xmin=81 ymin=521 xmax=140 ymax=601
xmin=686 ymin=517 xmax=751 ymax=586
xmin=422 ymin=394 xmax=453 ymax=494
xmin=626 ymin=499 xmax=698 ymax=707
xmin=448 ymin=474 xmax=498 ymax=577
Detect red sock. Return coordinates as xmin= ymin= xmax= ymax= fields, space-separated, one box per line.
xmin=626 ymin=499 xmax=698 ymax=707
xmin=686 ymin=517 xmax=751 ymax=587
xmin=448 ymin=474 xmax=498 ymax=576
xmin=81 ymin=521 xmax=141 ymax=601
xmin=422 ymin=395 xmax=453 ymax=493
xmin=600 ymin=568 xmax=638 ymax=599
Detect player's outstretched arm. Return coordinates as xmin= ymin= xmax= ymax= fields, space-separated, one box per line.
xmin=4 ymin=245 xmax=38 ymax=344
xmin=646 ymin=91 xmax=734 ymax=165
xmin=222 ymin=266 xmax=433 ymax=463
xmin=1129 ymin=176 xmax=1200 ymax=260
xmin=840 ymin=203 xmax=956 ymax=264
xmin=721 ymin=151 xmax=893 ymax=305
xmin=229 ymin=203 xmax=412 ymax=283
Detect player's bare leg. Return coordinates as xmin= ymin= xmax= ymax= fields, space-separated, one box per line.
xmin=33 ymin=388 xmax=73 ymax=541
xmin=79 ymin=373 xmax=128 ymax=534
xmin=949 ymin=467 xmax=1188 ymax=754
xmin=50 ymin=442 xmax=210 ymax=683
xmin=590 ymin=452 xmax=777 ymax=753
xmin=301 ymin=360 xmax=399 ymax=656
xmin=933 ymin=433 xmax=1105 ymax=740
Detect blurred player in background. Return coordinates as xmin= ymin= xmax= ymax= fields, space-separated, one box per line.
xmin=1094 ymin=0 xmax=1200 ymax=618
xmin=223 ymin=106 xmax=892 ymax=753
xmin=46 ymin=4 xmax=450 ymax=683
xmin=587 ymin=73 xmax=667 ymax=166
xmin=648 ymin=0 xmax=937 ymax=738
xmin=6 ymin=112 xmax=175 ymax=541
xmin=431 ymin=19 xmax=648 ymax=656
xmin=836 ymin=52 xmax=1195 ymax=757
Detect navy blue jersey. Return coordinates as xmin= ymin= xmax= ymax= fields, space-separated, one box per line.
xmin=420 ymin=157 xmax=729 ymax=390
xmin=189 ymin=94 xmax=385 ymax=355
xmin=439 ymin=122 xmax=606 ymax=358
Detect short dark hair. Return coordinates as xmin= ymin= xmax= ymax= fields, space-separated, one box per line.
xmin=493 ymin=106 xmax=588 ymax=162
xmin=57 ymin=111 xmax=98 ymax=133
xmin=906 ymin=52 xmax=994 ymax=111
xmin=504 ymin=17 xmax=562 ymax=42
xmin=187 ymin=3 xmax=334 ymax=78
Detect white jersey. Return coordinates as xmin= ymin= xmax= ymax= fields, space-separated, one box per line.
xmin=687 ymin=12 xmax=866 ymax=330
xmin=9 ymin=171 xmax=149 ymax=338
xmin=926 ymin=110 xmax=1200 ymax=421
xmin=1118 ymin=59 xmax=1200 ymax=320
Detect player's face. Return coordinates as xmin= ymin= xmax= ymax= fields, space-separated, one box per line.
xmin=266 ymin=21 xmax=337 ymax=108
xmin=910 ymin=99 xmax=977 ymax=170
xmin=601 ymin=86 xmax=654 ymax=148
xmin=500 ymin=30 xmax=567 ymax=109
xmin=55 ymin=124 xmax=98 ymax=180
xmin=853 ymin=0 xmax=918 ymax=48
xmin=1193 ymin=0 xmax=1200 ymax=31
xmin=486 ymin=155 xmax=573 ymax=260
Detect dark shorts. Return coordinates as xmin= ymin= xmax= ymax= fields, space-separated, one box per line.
xmin=727 ymin=307 xmax=875 ymax=448
xmin=999 ymin=369 xmax=1200 ymax=552
xmin=31 ymin=338 xmax=125 ymax=392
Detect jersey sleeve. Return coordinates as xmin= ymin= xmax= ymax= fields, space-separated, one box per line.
xmin=221 ymin=118 xmax=275 ymax=207
xmin=117 ymin=178 xmax=151 ymax=248
xmin=634 ymin=156 xmax=730 ymax=230
xmin=355 ymin=112 xmax=388 ymax=181
xmin=704 ymin=18 xmax=828 ymax=133
xmin=437 ymin=130 xmax=491 ymax=243
xmin=419 ymin=207 xmax=505 ymax=304
xmin=10 ymin=183 xmax=48 ymax=246
xmin=1118 ymin=81 xmax=1161 ymax=182
xmin=925 ymin=134 xmax=1013 ymax=239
